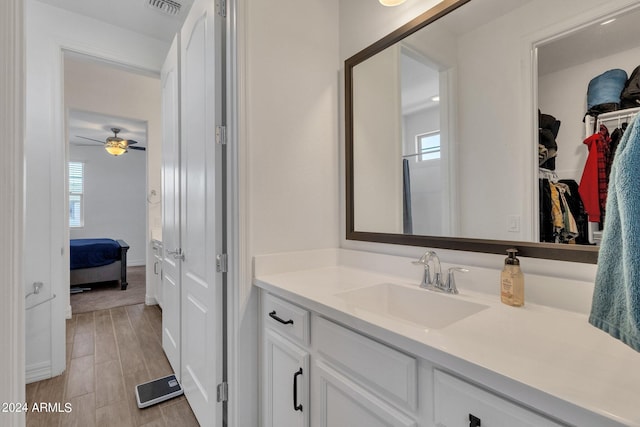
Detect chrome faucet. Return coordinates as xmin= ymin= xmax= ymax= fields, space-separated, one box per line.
xmin=412 ymin=250 xmax=443 ymax=290
xmin=413 ymin=250 xmax=468 ymax=294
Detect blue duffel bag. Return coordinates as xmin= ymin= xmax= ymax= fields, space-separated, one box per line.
xmin=586 ymin=68 xmax=628 ymax=117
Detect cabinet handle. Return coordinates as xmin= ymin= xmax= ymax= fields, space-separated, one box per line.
xmin=469 ymin=413 xmax=481 ymax=427
xmin=293 ymin=367 xmax=303 ymax=412
xmin=154 ymin=261 xmax=159 ymax=275
xmin=269 ymin=310 xmax=294 ymax=325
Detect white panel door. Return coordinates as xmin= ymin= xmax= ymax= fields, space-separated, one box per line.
xmin=161 ymin=35 xmax=182 ymax=379
xmin=180 ymin=0 xmax=224 ymax=425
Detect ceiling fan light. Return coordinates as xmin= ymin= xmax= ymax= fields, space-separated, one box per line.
xmin=379 ymin=0 xmax=406 ymax=6
xmin=105 ymin=140 xmax=128 ymax=156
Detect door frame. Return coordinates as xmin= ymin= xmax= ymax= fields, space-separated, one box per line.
xmin=2 ymin=0 xmax=25 ymax=424
xmin=23 ymin=0 xmax=164 ymax=382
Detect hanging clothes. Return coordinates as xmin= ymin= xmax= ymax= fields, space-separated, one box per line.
xmin=578 ymin=124 xmax=611 ymax=224
xmin=607 ymin=122 xmax=627 ymax=175
xmin=539 ymin=178 xmax=588 ymax=244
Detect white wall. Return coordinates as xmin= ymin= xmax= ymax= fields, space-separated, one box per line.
xmin=65 ymin=58 xmax=161 ymax=266
xmin=25 ymin=0 xmax=167 ymax=382
xmin=353 ymin=45 xmax=403 ymax=233
xmin=239 ymin=1 xmax=340 ymax=425
xmin=245 ymin=0 xmax=340 ymax=256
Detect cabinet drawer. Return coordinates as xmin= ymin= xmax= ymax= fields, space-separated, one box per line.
xmin=263 ymin=293 xmax=310 ymax=345
xmin=315 ymin=317 xmax=417 ymax=412
xmin=434 ymin=370 xmax=563 ymax=427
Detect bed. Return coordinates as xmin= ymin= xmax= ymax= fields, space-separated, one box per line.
xmin=70 ymin=238 xmax=130 ymax=290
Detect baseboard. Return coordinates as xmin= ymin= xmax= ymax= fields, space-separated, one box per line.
xmin=145 ymin=295 xmax=158 ymax=306
xmin=26 ymin=361 xmax=51 ymax=384
xmin=66 ymin=305 xmax=72 ymax=319
xmin=128 ymin=259 xmax=145 ymax=267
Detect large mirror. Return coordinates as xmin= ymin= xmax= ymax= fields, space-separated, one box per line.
xmin=346 ymin=0 xmax=640 ymax=263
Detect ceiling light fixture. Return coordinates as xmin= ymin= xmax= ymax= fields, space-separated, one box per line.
xmin=379 ymin=0 xmax=406 ymax=6
xmin=104 ymin=128 xmax=128 ymax=156
xmin=431 ymin=95 xmax=440 ymax=102
xmin=600 ymin=18 xmax=616 ymax=26
xmin=104 ymin=140 xmax=128 ymax=156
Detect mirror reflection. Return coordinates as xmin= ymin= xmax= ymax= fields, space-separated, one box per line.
xmin=349 ymin=0 xmax=640 ymax=256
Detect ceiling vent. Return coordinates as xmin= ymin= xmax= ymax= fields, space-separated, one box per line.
xmin=147 ymin=0 xmax=182 ymax=16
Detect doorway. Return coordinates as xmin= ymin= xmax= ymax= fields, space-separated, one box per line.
xmin=63 ymin=54 xmax=160 ymax=314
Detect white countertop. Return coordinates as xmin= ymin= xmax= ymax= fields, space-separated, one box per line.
xmin=253 ymin=249 xmax=640 ymax=427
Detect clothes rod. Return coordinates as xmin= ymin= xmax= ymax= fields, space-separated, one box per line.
xmin=26 ymin=294 xmax=56 ymax=311
xmin=402 ymin=152 xmax=422 ymax=159
xmin=597 ymin=113 xmax=638 ymax=122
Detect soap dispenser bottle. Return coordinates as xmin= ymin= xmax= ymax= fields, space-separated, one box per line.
xmin=500 ymin=248 xmax=524 ymax=306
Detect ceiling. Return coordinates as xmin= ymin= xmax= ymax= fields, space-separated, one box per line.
xmin=37 ymin=0 xmax=171 ymax=152
xmin=538 ymin=5 xmax=640 ymax=76
xmin=69 ymin=110 xmax=147 ymax=150
xmin=36 ymin=0 xmax=193 ymax=42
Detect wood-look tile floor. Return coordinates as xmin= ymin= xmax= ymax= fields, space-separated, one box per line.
xmin=26 ymin=304 xmax=200 ymax=427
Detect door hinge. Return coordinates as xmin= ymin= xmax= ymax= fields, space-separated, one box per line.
xmin=217 ymin=382 xmax=228 ymax=402
xmin=216 ymin=0 xmax=226 ymax=17
xmin=215 ymin=125 xmax=227 ymax=145
xmin=216 ymin=253 xmax=228 ymax=273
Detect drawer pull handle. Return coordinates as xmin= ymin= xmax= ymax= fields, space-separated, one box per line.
xmin=269 ymin=310 xmax=294 ymax=325
xmin=293 ymin=367 xmax=303 ymax=412
xmin=469 ymin=413 xmax=481 ymax=427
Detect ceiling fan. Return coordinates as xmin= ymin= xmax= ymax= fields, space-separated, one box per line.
xmin=76 ymin=127 xmax=146 ymax=156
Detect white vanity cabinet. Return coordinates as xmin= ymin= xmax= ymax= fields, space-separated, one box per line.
xmin=261 ymin=293 xmax=311 ymax=427
xmin=312 ymin=317 xmax=419 ymax=427
xmin=260 ymin=290 xmax=574 ymax=427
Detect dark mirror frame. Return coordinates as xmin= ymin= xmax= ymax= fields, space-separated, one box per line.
xmin=345 ymin=0 xmax=598 ymax=264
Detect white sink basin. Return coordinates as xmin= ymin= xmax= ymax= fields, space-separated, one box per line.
xmin=336 ymin=283 xmax=489 ymax=329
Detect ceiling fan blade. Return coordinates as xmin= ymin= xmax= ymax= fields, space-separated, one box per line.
xmin=76 ymin=135 xmax=105 ymax=144
xmin=125 ymin=139 xmax=139 ymax=145
xmin=129 ymin=146 xmax=146 ymax=151
xmin=73 ymin=142 xmax=103 ymax=147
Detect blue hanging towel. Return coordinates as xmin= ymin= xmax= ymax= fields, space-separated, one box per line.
xmin=589 ymin=113 xmax=640 ymax=352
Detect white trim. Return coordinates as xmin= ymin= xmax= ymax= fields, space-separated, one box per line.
xmin=26 ymin=361 xmax=53 ymax=384
xmin=228 ymin=0 xmax=259 ymax=426
xmin=0 ymin=0 xmax=25 ymax=425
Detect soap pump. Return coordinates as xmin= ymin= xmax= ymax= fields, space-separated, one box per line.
xmin=500 ymin=248 xmax=524 ymax=307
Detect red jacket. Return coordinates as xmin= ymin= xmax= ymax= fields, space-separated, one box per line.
xmin=578 ymin=125 xmax=610 ymax=223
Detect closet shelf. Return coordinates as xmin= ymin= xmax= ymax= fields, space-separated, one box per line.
xmin=585 ymin=106 xmax=640 ymax=135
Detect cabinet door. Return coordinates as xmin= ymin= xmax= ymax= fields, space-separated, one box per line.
xmin=434 ymin=370 xmax=564 ymax=427
xmin=263 ymin=329 xmax=309 ymax=427
xmin=313 ymin=360 xmax=417 ymax=427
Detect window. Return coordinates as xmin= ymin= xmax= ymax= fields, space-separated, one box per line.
xmin=416 ymin=131 xmax=441 ymax=161
xmin=69 ymin=162 xmax=84 ymax=228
